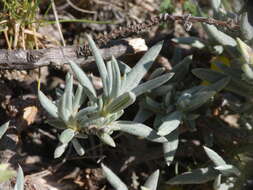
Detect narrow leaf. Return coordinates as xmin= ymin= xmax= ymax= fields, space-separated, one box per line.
xmin=47 ymin=118 xmax=66 ymax=130
xmin=167 ymin=167 xmax=219 ymax=185
xmin=111 ymin=56 xmax=121 ymax=98
xmin=210 ymin=0 xmax=221 ymax=12
xmin=172 ymin=37 xmax=205 ymax=49
xmin=163 ymin=128 xmax=179 ymax=166
xmin=214 ymin=164 xmax=241 ymax=177
xmin=98 ymin=132 xmax=116 ymax=147
xmin=54 ymin=143 xmax=68 ymax=158
xmin=38 ymin=90 xmax=58 ymax=118
xmin=0 ymin=121 xmax=9 ymax=139
xmin=86 ymin=34 xmax=109 ymax=97
xmin=68 ymin=59 xmax=97 ymax=100
xmin=14 ymin=165 xmax=24 ymax=190
xmin=240 ymin=12 xmax=253 ymax=41
xmin=149 ymin=67 xmax=166 ymax=80
xmin=157 ymin=111 xmax=182 ymax=136
xmin=76 ymin=106 xmax=97 ymax=120
xmin=143 ymin=170 xmax=160 ymax=190
xmin=134 ymin=108 xmax=153 ymax=123
xmin=213 ymin=174 xmax=222 ymax=190
xmin=203 ymin=146 xmax=226 ymax=166
xmin=203 ymin=24 xmax=237 ymax=47
xmin=132 ymin=73 xmax=174 ymax=97
xmin=59 ymin=128 xmax=75 ymax=144
xmin=58 ymin=92 xmax=71 ymax=123
xmin=207 ymin=77 xmax=230 ymax=92
xmin=65 ymin=73 xmax=73 ymax=113
xmin=112 ymin=121 xmax=167 ymax=143
xmin=170 ymin=55 xmax=192 ymax=82
xmin=192 ymin=68 xmax=227 ymax=83
xmin=106 ymin=60 xmax=113 ymax=96
xmin=101 ymin=163 xmax=128 ymax=190
xmin=73 ymin=84 xmax=86 ymax=113
xmin=180 ymin=90 xmax=216 ymax=112
xmin=105 ymin=92 xmax=136 ymax=114
xmin=72 ymin=138 xmax=85 ymax=156
xmin=122 ymin=41 xmax=163 ymax=92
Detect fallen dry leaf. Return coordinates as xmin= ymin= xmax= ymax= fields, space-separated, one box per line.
xmin=23 ymin=106 xmax=38 ymax=126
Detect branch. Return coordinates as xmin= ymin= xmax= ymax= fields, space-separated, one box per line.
xmin=0 ymin=38 xmax=147 ymax=69
xmin=0 ymin=14 xmax=239 ymax=70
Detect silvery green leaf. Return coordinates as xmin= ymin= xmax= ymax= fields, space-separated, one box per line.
xmin=59 ymin=128 xmax=75 ymax=144
xmin=149 ymin=67 xmax=166 ymax=80
xmin=76 ymin=106 xmax=97 ymax=121
xmin=192 ymin=69 xmax=253 ymax=97
xmin=122 ymin=41 xmax=163 ymax=93
xmin=132 ymin=73 xmax=174 ymax=97
xmin=203 ymin=146 xmax=226 ymax=166
xmin=164 ymin=91 xmax=172 ymax=106
xmin=213 ymin=174 xmax=222 ymax=190
xmin=214 ymin=165 xmax=241 ymax=177
xmin=203 ymin=24 xmax=236 ymax=47
xmin=118 ymin=60 xmax=131 ymax=74
xmin=172 ymin=37 xmax=205 ymax=49
xmin=163 ymin=128 xmax=179 ymax=166
xmin=154 ymin=114 xmax=166 ymax=127
xmin=58 ymin=93 xmax=71 ymax=123
xmin=106 ymin=110 xmax=124 ymax=124
xmin=213 ymin=62 xmax=242 ymax=79
xmin=112 ymin=121 xmax=167 ymax=143
xmin=65 ymin=73 xmax=73 ymax=113
xmin=47 ymin=118 xmax=66 ymax=129
xmin=153 ymin=84 xmax=174 ymax=97
xmin=210 ymin=0 xmax=221 ymax=12
xmin=54 ymin=143 xmax=68 ymax=158
xmin=111 ymin=56 xmax=121 ymax=98
xmin=134 ymin=108 xmax=153 ymax=123
xmin=0 ymin=121 xmax=9 ymax=139
xmin=167 ymin=167 xmax=219 ymax=184
xmin=86 ymin=34 xmax=109 ymax=97
xmin=75 ymin=133 xmax=88 ymax=139
xmin=236 ymin=37 xmax=253 ymax=64
xmin=241 ymin=12 xmax=253 ymax=41
xmin=242 ymin=64 xmax=253 ymax=80
xmin=101 ymin=163 xmax=128 ymax=190
xmin=207 ymin=77 xmax=230 ymax=92
xmin=38 ymin=90 xmax=58 ymax=118
xmin=192 ymin=68 xmax=225 ymax=82
xmin=105 ymin=92 xmax=136 ymax=114
xmin=72 ymin=138 xmax=85 ymax=156
xmin=80 ymin=115 xmax=106 ymax=127
xmin=68 ymin=59 xmax=97 ymax=100
xmin=170 ymin=56 xmax=192 ymax=82
xmin=213 ymin=45 xmax=224 ymax=55
xmin=106 ymin=60 xmax=113 ymax=96
xmin=97 ymin=96 xmax=103 ymax=111
xmin=143 ymin=170 xmax=160 ymax=190
xmin=14 ymin=165 xmax=24 ymax=190
xmin=140 ymin=187 xmax=150 ymax=190
xmin=73 ymin=84 xmax=86 ymax=113
xmin=145 ymin=97 xmax=163 ymax=112
xmin=157 ymin=111 xmax=182 ymax=136
xmin=183 ymin=90 xmax=216 ymax=112
xmin=98 ymin=132 xmax=116 ymax=147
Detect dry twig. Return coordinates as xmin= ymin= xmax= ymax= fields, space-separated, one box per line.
xmin=0 ymin=13 xmax=240 ymax=70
